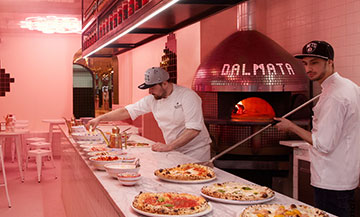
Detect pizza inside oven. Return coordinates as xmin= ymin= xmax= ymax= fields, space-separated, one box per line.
xmin=240 ymin=204 xmax=329 ymax=217
xmin=201 ymin=182 xmax=275 ymax=201
xmin=154 ymin=163 xmax=215 ymax=181
xmin=132 ymin=192 xmax=210 ymax=215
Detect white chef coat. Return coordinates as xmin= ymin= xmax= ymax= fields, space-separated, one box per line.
xmin=310 ymin=72 xmax=360 ymax=190
xmin=125 ymin=84 xmax=212 ymax=161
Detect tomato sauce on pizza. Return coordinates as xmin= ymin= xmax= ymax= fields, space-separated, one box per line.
xmin=154 ymin=163 xmax=215 ymax=181
xmin=132 ymin=192 xmax=210 ymax=215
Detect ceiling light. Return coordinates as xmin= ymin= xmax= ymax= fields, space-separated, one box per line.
xmin=19 ymin=16 xmax=81 ymax=34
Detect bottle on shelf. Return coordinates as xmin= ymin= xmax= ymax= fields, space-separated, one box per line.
xmin=99 ymin=24 xmax=103 ymax=38
xmin=109 ymin=14 xmax=113 ymax=31
xmin=135 ymin=0 xmax=142 ymax=11
xmin=102 ymin=21 xmax=107 ymax=36
xmin=117 ymin=5 xmax=123 ymax=25
xmin=128 ymin=0 xmax=134 ymax=16
xmin=122 ymin=1 xmax=128 ymax=20
xmin=105 ymin=18 xmax=109 ymax=33
xmin=113 ymin=10 xmax=118 ymax=28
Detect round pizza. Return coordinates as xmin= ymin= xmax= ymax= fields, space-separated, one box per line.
xmin=241 ymin=204 xmax=329 ymax=217
xmin=201 ymin=182 xmax=274 ymax=201
xmin=154 ymin=163 xmax=215 ymax=181
xmin=132 ymin=192 xmax=210 ymax=215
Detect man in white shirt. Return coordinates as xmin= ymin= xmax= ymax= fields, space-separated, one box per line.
xmin=274 ymin=41 xmax=360 ymax=217
xmin=88 ymin=67 xmax=211 ymax=161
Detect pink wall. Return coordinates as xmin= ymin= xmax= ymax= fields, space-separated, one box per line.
xmin=176 ymin=23 xmax=201 ymax=88
xmin=117 ymin=37 xmax=168 ymax=105
xmin=265 ymin=0 xmax=360 ymax=87
xmin=0 ymin=32 xmax=81 ymax=131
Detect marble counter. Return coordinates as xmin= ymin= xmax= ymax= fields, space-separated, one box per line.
xmin=61 ymin=126 xmax=332 ymax=217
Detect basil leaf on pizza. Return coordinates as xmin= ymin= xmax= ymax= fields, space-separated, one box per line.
xmin=132 ymin=192 xmax=211 ymax=215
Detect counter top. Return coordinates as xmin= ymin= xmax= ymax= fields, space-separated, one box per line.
xmin=61 ymin=126 xmax=333 ymax=217
xmin=279 ymin=140 xmax=310 ymax=149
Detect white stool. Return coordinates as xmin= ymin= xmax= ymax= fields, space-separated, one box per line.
xmin=25 ymin=149 xmax=56 ymax=183
xmin=28 ymin=141 xmax=54 ymax=164
xmin=25 ymin=137 xmax=46 ymax=160
xmin=0 ymin=144 xmax=11 ymax=207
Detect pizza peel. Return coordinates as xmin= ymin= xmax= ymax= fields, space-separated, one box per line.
xmin=196 ymin=94 xmax=320 ymax=168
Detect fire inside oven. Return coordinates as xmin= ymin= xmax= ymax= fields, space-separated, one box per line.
xmin=231 ymin=97 xmax=275 ymax=122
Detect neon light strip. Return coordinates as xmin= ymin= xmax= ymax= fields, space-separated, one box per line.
xmin=83 ymin=0 xmax=179 ymax=58
xmin=82 ymin=17 xmax=96 ymax=32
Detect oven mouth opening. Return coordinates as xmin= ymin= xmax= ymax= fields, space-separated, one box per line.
xmin=231 ymin=97 xmax=275 ymax=122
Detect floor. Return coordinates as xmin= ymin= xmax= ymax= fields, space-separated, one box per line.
xmin=0 ymin=157 xmax=67 ymax=217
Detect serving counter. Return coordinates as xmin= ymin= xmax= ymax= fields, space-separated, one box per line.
xmin=60 ymin=125 xmax=333 ymax=217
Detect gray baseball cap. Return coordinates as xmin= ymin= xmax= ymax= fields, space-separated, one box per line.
xmin=138 ymin=67 xmax=170 ymax=89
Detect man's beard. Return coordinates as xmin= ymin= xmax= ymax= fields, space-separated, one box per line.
xmin=153 ymin=87 xmax=167 ymax=100
xmin=308 ymin=63 xmax=327 ymax=82
xmin=153 ymin=95 xmax=164 ymax=100
xmin=312 ymin=68 xmax=327 ymax=82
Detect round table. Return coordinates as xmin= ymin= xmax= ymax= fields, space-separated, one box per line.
xmin=42 ymin=119 xmax=65 ymax=146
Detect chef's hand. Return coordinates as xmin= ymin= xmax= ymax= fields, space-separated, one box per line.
xmin=151 ymin=142 xmax=174 ymax=152
xmin=86 ymin=117 xmax=101 ymax=131
xmin=273 ymin=117 xmax=295 ymax=132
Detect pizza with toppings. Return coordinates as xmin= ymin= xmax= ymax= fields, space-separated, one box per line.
xmin=241 ymin=204 xmax=329 ymax=217
xmin=201 ymin=182 xmax=274 ymax=203
xmin=132 ymin=192 xmax=211 ymax=216
xmin=154 ymin=163 xmax=216 ymax=182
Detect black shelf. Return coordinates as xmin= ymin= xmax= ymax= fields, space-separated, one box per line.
xmin=82 ymin=0 xmax=244 ymax=57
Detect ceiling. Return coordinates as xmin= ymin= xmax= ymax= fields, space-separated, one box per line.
xmin=0 ymin=0 xmax=81 ymax=34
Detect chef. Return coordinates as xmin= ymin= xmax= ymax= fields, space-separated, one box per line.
xmin=87 ymin=67 xmax=212 ymax=161
xmin=274 ymin=41 xmax=360 ymax=217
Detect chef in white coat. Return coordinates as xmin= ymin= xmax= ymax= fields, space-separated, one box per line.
xmin=88 ymin=67 xmax=212 ymax=161
xmin=274 ymin=40 xmax=360 ymax=217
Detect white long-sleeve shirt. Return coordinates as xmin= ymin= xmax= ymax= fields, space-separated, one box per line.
xmin=125 ymin=84 xmax=211 ymax=161
xmin=310 ymin=72 xmax=360 ymax=190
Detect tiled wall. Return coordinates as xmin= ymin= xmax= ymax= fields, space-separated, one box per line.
xmin=266 ymin=0 xmax=360 ymax=86
xmin=0 ymin=67 xmax=15 ymax=96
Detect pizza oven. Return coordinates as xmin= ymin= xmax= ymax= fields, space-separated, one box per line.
xmin=192 ymin=1 xmax=313 ymax=188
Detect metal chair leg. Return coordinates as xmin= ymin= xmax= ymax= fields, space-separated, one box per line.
xmin=0 ymin=145 xmax=11 ymax=207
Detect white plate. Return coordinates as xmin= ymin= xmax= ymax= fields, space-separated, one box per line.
xmin=131 ymin=202 xmax=213 ymax=217
xmin=200 ymin=192 xmax=275 ymax=205
xmin=156 ymin=175 xmax=216 ymax=184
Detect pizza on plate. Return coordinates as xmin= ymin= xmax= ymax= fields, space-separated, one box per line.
xmin=154 ymin=163 xmax=215 ymax=181
xmin=201 ymin=182 xmax=274 ymax=201
xmin=240 ymin=204 xmax=329 ymax=217
xmin=132 ymin=192 xmax=210 ymax=215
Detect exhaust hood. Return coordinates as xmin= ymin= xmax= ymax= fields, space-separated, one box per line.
xmin=192 ymin=1 xmax=308 ymax=92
